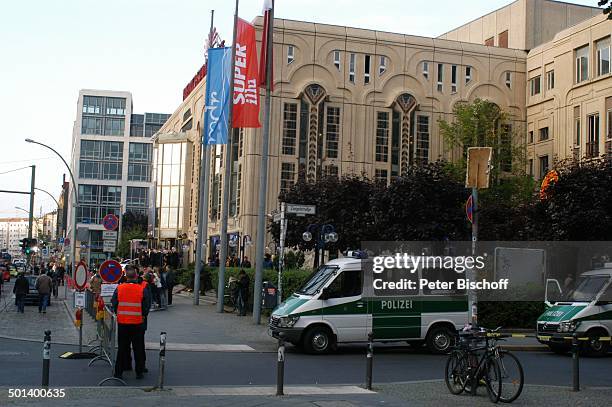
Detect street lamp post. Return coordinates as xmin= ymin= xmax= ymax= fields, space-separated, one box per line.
xmin=25 ymin=139 xmax=79 ymax=283
xmin=302 ymin=224 xmax=338 ymax=268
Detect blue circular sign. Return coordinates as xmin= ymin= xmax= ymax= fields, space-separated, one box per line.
xmin=99 ymin=260 xmax=123 ymax=283
xmin=103 ymin=214 xmax=119 ymax=231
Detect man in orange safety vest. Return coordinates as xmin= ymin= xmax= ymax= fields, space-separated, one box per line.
xmin=111 ymin=265 xmax=151 ymax=379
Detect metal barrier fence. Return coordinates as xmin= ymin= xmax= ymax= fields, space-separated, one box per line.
xmin=84 ymin=289 xmax=95 ymax=319
xmin=88 ymin=304 xmax=126 ymax=386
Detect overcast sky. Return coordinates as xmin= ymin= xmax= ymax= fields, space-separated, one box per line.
xmin=0 ymin=0 xmax=599 ymax=219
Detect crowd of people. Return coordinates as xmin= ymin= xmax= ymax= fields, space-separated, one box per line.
xmin=3 ymin=261 xmax=66 ymax=314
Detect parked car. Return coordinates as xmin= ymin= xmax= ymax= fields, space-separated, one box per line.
xmin=9 ymin=265 xmax=19 ymax=277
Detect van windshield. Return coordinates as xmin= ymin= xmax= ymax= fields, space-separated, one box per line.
xmin=296 ymin=265 xmax=339 ymax=296
xmin=565 ymin=275 xmax=610 ymax=302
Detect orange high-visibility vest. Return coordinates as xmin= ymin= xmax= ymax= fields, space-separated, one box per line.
xmin=116 ymin=282 xmax=145 ymax=325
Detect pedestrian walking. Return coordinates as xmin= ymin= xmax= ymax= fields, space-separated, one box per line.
xmin=50 ymin=268 xmax=59 ymax=298
xmin=35 ymin=271 xmax=52 ymax=313
xmin=236 ymin=269 xmax=250 ymax=316
xmin=111 ymin=265 xmax=150 ymax=380
xmin=56 ymin=264 xmax=65 ymax=286
xmin=164 ymin=266 xmax=176 ymax=306
xmin=13 ymin=272 xmax=29 ymax=313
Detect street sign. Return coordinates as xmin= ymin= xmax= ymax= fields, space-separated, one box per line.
xmin=74 ymin=261 xmax=88 ymax=291
xmin=41 ymin=248 xmax=49 ymax=256
xmin=58 ymin=237 xmax=64 ymax=244
xmin=99 ymin=259 xmax=123 ymax=283
xmin=103 ymin=240 xmax=116 ymax=253
xmin=273 ymin=212 xmax=281 ymax=223
xmin=102 ymin=231 xmax=118 ymax=240
xmin=100 ymin=283 xmax=118 ymax=297
xmin=81 ymin=218 xmax=91 ymax=224
xmin=102 ymin=214 xmax=119 ymax=231
xmin=286 ymin=204 xmax=316 ymax=216
xmin=74 ymin=292 xmax=85 ymax=308
xmin=465 ymin=195 xmax=474 ymax=224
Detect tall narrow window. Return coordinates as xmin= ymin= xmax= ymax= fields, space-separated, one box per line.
xmin=485 ymin=37 xmax=494 ymax=47
xmin=375 ymin=111 xmax=389 ymax=162
xmin=333 ymin=50 xmax=341 ymax=70
xmin=528 ymin=131 xmax=534 ymax=144
xmin=528 ymin=159 xmax=534 ymax=177
xmin=465 ymin=66 xmax=472 ymax=84
xmin=597 ymin=37 xmax=610 ymax=77
xmin=281 ymin=103 xmax=298 ymax=155
xmin=451 ymin=65 xmax=457 ymax=93
xmin=379 ymin=56 xmax=387 ymax=75
xmin=574 ymin=106 xmax=581 ymax=146
xmin=415 ymin=115 xmax=430 ymax=165
xmin=529 ymin=76 xmax=541 ymax=96
xmin=349 ymin=53 xmax=356 ymax=83
xmin=587 ymin=114 xmax=600 ymax=158
xmin=505 ymin=71 xmax=512 ymax=88
xmin=423 ymin=62 xmax=429 ymax=79
xmin=539 ymin=127 xmax=549 ymax=141
xmin=498 ymin=30 xmax=509 ymax=48
xmin=539 ymin=155 xmax=549 ymax=179
xmin=325 ymin=106 xmax=340 ymax=158
xmin=364 ymin=55 xmax=371 ymax=84
xmin=437 ymin=63 xmax=443 ymax=92
xmin=608 ymin=108 xmax=612 ymax=140
xmin=287 ymin=45 xmax=295 ymax=64
xmin=280 ymin=162 xmax=295 ymax=194
xmin=546 ymin=70 xmax=555 ymax=90
xmin=575 ymin=45 xmax=589 ymax=83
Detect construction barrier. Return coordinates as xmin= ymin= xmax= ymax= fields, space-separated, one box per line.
xmin=88 ymin=304 xmax=126 ymax=386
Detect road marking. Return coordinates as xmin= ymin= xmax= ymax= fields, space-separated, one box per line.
xmin=0 ymin=351 xmax=27 ymax=356
xmin=144 ymin=342 xmax=255 ymax=352
xmin=174 ymin=385 xmax=374 ymax=396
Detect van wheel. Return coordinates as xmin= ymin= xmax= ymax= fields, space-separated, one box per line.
xmin=583 ymin=330 xmax=610 ymax=357
xmin=426 ymin=326 xmax=455 ymax=354
xmin=303 ymin=326 xmax=334 ymax=354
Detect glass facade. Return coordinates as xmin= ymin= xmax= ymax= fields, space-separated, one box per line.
xmin=76 ymin=185 xmax=121 ymax=224
xmin=154 ymin=143 xmax=187 ymax=234
xmin=144 ymin=113 xmax=171 ymax=137
xmin=79 ymin=140 xmax=123 ymax=180
xmin=127 ymin=186 xmax=149 ymax=215
xmin=81 ymin=95 xmax=127 ymax=136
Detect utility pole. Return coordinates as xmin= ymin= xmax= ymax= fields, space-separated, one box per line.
xmin=194 ymin=9 xmax=215 ymax=306
xmin=28 ymin=166 xmax=35 ymax=240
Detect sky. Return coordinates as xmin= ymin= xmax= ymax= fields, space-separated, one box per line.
xmin=0 ymin=0 xmax=599 ymax=220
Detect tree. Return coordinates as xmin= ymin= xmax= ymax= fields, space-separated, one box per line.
xmin=116 ymin=211 xmax=148 ymax=258
xmin=598 ymin=0 xmax=612 ymax=20
xmin=371 ymin=162 xmax=470 ymax=241
xmin=439 ymin=98 xmax=526 ymax=182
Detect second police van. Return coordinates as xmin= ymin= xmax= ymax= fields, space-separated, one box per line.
xmin=268 ymin=254 xmax=469 ymax=354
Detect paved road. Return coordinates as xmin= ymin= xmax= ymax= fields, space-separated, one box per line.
xmin=0 ymin=337 xmax=610 ymax=388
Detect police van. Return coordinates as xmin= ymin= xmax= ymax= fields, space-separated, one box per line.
xmin=537 ymin=265 xmax=612 ymax=356
xmin=268 ymin=255 xmax=468 ymax=354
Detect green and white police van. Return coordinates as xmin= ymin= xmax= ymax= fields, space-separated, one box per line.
xmin=537 ymin=264 xmax=612 ymax=356
xmin=268 ymin=256 xmax=468 ymax=354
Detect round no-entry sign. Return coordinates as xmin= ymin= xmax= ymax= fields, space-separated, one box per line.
xmin=102 ymin=214 xmax=119 ymax=231
xmin=74 ymin=261 xmax=88 ymax=291
xmin=99 ymin=260 xmax=123 ymax=284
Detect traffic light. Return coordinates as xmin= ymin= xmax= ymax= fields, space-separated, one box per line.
xmin=27 ymin=239 xmax=38 ymax=255
xmin=20 ymin=238 xmax=28 ymax=253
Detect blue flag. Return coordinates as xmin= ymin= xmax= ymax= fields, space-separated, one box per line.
xmin=203 ymin=47 xmax=232 ymax=145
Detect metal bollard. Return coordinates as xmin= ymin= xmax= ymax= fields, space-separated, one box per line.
xmin=366 ymin=332 xmax=373 ymax=390
xmin=42 ymin=330 xmax=51 ymax=387
xmin=157 ymin=332 xmax=167 ymax=390
xmin=276 ymin=335 xmax=285 ymax=396
xmin=572 ymin=334 xmax=580 ymax=392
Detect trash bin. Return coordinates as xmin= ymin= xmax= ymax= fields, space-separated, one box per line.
xmin=262 ymin=281 xmax=278 ymax=309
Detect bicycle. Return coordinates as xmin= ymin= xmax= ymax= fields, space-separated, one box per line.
xmin=445 ymin=327 xmax=524 ymax=403
xmin=445 ymin=327 xmax=502 ymax=403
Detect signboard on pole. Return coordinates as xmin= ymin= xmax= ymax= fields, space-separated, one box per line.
xmin=74 ymin=261 xmax=88 ymax=291
xmin=99 ymin=260 xmax=123 ymax=283
xmin=286 ymin=204 xmax=316 ymax=216
xmin=102 ymin=214 xmax=119 ymax=231
xmin=465 ymin=147 xmax=492 ymax=189
xmin=102 ymin=231 xmax=118 ymax=240
xmin=100 ymin=283 xmax=118 ymax=298
xmin=103 ymin=240 xmax=116 ymax=253
xmin=74 ymin=292 xmax=85 ymax=308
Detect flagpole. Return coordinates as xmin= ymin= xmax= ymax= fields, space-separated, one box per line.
xmin=194 ymin=10 xmax=215 ymax=306
xmin=252 ymin=0 xmax=274 ymax=324
xmin=216 ymin=0 xmax=239 ymax=313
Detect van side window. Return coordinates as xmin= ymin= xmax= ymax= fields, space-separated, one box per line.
xmin=600 ymin=282 xmax=612 ymax=302
xmin=326 ymin=270 xmax=362 ymax=298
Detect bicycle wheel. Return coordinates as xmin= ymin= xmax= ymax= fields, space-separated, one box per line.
xmin=496 ymin=350 xmax=524 ymax=403
xmin=445 ymin=350 xmax=467 ymax=394
xmin=484 ymin=357 xmax=502 ymax=403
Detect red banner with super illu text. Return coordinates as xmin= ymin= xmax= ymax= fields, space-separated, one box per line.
xmin=232 ymin=18 xmax=261 ymax=128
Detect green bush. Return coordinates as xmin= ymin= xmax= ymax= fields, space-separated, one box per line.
xmin=478 ymin=301 xmax=546 ymax=329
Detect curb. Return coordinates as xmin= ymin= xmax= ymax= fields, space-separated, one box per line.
xmin=501 ymin=344 xmax=548 ymax=351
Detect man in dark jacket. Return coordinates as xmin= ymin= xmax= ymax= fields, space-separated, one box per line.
xmin=165 ymin=267 xmax=176 ymax=306
xmin=13 ymin=273 xmax=29 ymax=313
xmin=237 ymin=270 xmax=250 ymax=316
